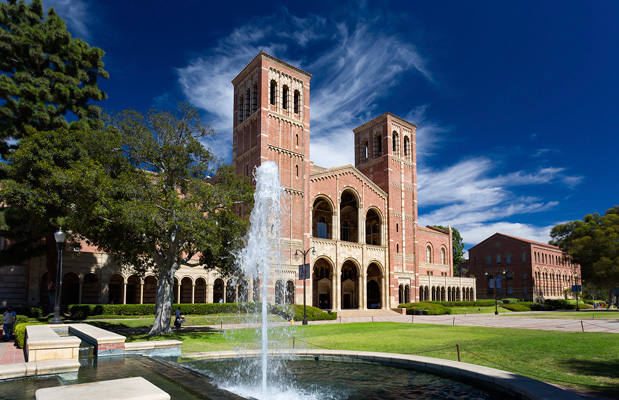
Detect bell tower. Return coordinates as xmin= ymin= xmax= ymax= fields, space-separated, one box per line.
xmin=231 ymin=51 xmax=313 ymax=260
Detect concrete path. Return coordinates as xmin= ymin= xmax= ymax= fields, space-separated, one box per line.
xmin=309 ymin=312 xmax=619 ymax=333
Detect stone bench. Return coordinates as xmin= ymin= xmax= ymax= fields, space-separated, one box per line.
xmin=0 ymin=359 xmax=80 ymax=380
xmin=35 ymin=376 xmax=170 ymax=400
xmin=65 ymin=324 xmax=126 ymax=357
xmin=25 ymin=325 xmax=81 ymax=362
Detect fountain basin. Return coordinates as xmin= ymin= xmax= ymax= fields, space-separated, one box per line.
xmin=182 ymin=349 xmax=583 ymax=400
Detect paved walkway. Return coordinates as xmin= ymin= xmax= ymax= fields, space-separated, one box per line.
xmin=309 ymin=312 xmax=619 ymax=333
xmin=0 ymin=340 xmax=25 ymax=365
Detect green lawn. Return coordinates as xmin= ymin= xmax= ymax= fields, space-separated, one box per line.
xmin=118 ymin=320 xmax=619 ymax=397
xmin=85 ymin=314 xmax=285 ymax=330
xmin=449 ymin=306 xmax=513 ymax=314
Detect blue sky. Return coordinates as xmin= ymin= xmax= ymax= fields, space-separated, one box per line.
xmin=43 ymin=0 xmax=618 ymax=251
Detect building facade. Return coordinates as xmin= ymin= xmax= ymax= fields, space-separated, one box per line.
xmin=0 ymin=52 xmax=476 ymax=310
xmin=467 ymin=233 xmax=581 ymax=302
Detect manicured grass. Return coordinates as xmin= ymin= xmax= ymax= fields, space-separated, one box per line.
xmin=501 ymin=310 xmax=619 ymax=320
xmin=449 ymin=306 xmax=513 ymax=315
xmin=86 ymin=314 xmax=285 ymax=330
xmin=126 ymin=321 xmax=619 ymax=397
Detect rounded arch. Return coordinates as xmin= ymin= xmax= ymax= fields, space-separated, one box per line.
xmin=225 ymin=279 xmax=237 ymax=303
xmin=425 ymin=243 xmax=434 ymax=263
xmin=341 ymin=259 xmax=360 ymax=309
xmin=367 ymin=262 xmax=382 ymax=309
xmin=108 ymin=274 xmax=124 ymax=304
xmin=143 ymin=275 xmax=157 ymax=304
xmin=195 ymin=277 xmax=207 ymax=303
xmin=126 ymin=275 xmax=141 ymax=304
xmin=392 ymin=130 xmax=400 ymax=156
xmin=365 ymin=207 xmax=382 ymax=246
xmin=286 ymin=280 xmax=295 ymax=305
xmin=440 ymin=246 xmax=447 ymax=265
xmin=313 ymin=257 xmax=334 ymax=309
xmin=340 ymin=188 xmax=360 ymax=243
xmin=213 ymin=278 xmax=225 ymax=303
xmin=312 ymin=195 xmax=334 ymax=239
xmin=61 ymin=272 xmax=80 ymax=306
xmin=82 ymin=273 xmax=99 ymax=304
xmin=403 ymin=135 xmax=411 ymax=159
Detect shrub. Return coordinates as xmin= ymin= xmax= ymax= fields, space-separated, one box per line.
xmin=421 ymin=300 xmax=495 ymax=307
xmin=270 ymin=304 xmax=337 ymax=321
xmin=545 ymin=299 xmax=591 ymax=310
xmin=501 ymin=298 xmax=520 ymax=304
xmin=0 ymin=306 xmax=44 ymax=318
xmin=503 ymin=303 xmax=530 ymax=312
xmin=13 ymin=322 xmax=45 ymax=349
xmin=517 ymin=302 xmax=555 ymax=311
xmin=401 ymin=302 xmax=452 ymax=315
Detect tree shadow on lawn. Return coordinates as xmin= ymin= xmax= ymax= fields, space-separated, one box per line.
xmin=560 ymin=358 xmax=619 ymax=398
xmin=125 ymin=330 xmax=220 ymax=342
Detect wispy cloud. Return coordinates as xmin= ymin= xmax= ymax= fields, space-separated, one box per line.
xmin=44 ymin=0 xmax=91 ymax=40
xmin=175 ymin=7 xmax=433 ymax=165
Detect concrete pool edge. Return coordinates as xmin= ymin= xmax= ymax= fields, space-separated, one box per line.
xmin=181 ymin=349 xmax=585 ymax=400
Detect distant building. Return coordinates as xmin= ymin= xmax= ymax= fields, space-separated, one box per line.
xmin=467 ymin=233 xmax=581 ymax=302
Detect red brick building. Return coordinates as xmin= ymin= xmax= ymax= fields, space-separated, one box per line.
xmin=1 ymin=52 xmax=476 ymax=310
xmin=467 ymin=233 xmax=581 ymax=302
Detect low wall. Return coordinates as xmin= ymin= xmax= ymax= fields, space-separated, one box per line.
xmin=25 ymin=326 xmax=81 ymax=362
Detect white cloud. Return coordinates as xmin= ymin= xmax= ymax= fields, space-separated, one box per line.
xmin=175 ymin=8 xmax=433 ymax=164
xmin=43 ymin=0 xmax=91 ymax=40
xmin=459 ymin=222 xmax=555 ymax=248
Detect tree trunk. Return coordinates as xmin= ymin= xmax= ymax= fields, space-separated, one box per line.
xmin=149 ymin=267 xmax=175 ymax=335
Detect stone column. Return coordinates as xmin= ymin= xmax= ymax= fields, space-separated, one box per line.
xmin=176 ymin=281 xmax=181 ymax=304
xmin=357 ymin=273 xmax=363 ymax=309
xmin=331 ymin=274 xmax=337 ymax=311
xmin=335 ymin=269 xmax=341 ymax=310
xmin=248 ymin=280 xmax=254 ymax=302
xmin=122 ymin=280 xmax=127 ymax=305
xmin=78 ymin=276 xmax=83 ymax=305
xmin=191 ymin=283 xmax=195 ymax=304
xmin=206 ymin=283 xmax=214 ymax=303
xmin=362 ymin=272 xmax=367 ymax=309
xmin=223 ymin=283 xmax=227 ymax=303
xmin=139 ymin=279 xmax=144 ymax=304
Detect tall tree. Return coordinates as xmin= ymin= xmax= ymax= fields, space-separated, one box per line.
xmin=0 ymin=0 xmax=108 ymax=157
xmin=550 ymin=206 xmax=619 ymax=305
xmin=0 ymin=0 xmax=108 ymax=307
xmin=68 ymin=104 xmax=253 ymax=335
xmin=431 ymin=225 xmax=466 ymax=275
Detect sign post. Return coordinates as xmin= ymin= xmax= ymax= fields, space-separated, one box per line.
xmin=572 ymin=285 xmax=582 ymax=311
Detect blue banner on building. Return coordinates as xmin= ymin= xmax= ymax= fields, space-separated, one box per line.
xmin=298 ymin=263 xmax=310 ymax=280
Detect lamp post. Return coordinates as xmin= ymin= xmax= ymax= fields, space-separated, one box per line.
xmin=295 ymin=247 xmax=316 ymax=325
xmin=50 ymin=228 xmax=66 ymax=324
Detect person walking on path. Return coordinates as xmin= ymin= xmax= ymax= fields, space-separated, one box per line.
xmin=2 ymin=308 xmax=16 ymax=341
xmin=174 ymin=307 xmax=182 ymax=330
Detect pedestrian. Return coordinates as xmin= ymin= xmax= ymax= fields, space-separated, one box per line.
xmin=2 ymin=307 xmax=16 ymax=341
xmin=174 ymin=307 xmax=182 ymax=330
xmin=218 ymin=298 xmax=223 ymax=304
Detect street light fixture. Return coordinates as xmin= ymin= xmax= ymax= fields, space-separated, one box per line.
xmin=50 ymin=228 xmax=66 ymax=324
xmin=486 ymin=269 xmax=505 ymax=315
xmin=295 ymin=247 xmax=316 ymax=325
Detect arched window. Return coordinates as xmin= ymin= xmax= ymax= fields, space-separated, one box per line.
xmin=396 ymin=223 xmax=398 ymax=232
xmin=294 ymin=90 xmax=300 ymax=113
xmin=251 ymin=82 xmax=258 ymax=114
xmin=496 ymin=254 xmax=501 ymax=264
xmin=396 ymin=243 xmax=399 ymax=253
xmin=317 ymin=215 xmax=328 ymax=239
xmin=270 ymin=80 xmax=277 ymax=105
xmin=238 ymin=95 xmax=244 ymax=122
xmin=392 ymin=132 xmax=399 ymax=155
xmin=426 ymin=246 xmax=432 ymax=263
xmin=440 ymin=248 xmax=446 ymax=264
xmin=374 ymin=133 xmax=382 ymax=158
xmin=404 ymin=136 xmax=410 ymax=158
xmin=244 ymin=88 xmax=250 ymax=117
xmin=506 ymin=253 xmax=512 ymax=264
xmin=295 ymin=164 xmax=299 ymax=178
xmin=295 ymin=133 xmax=299 ymax=147
xmin=282 ymin=85 xmax=289 ymax=109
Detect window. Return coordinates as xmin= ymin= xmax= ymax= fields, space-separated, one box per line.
xmin=521 ymin=252 xmax=526 ymax=263
xmin=486 ymin=256 xmax=491 ymax=266
xmin=496 ymin=254 xmax=501 ymax=264
xmin=396 ymin=223 xmax=399 ymax=232
xmin=295 ymin=165 xmax=299 ymax=178
xmin=506 ymin=272 xmax=513 ymax=280
xmin=507 ymin=286 xmax=513 ymax=295
xmin=506 ymin=253 xmax=511 ymax=264
xmin=282 ymin=85 xmax=289 ymax=109
xmin=404 ymin=136 xmax=410 ymax=159
xmin=293 ymin=90 xmax=300 ymax=113
xmin=341 ymin=221 xmax=350 ymax=242
xmin=238 ymin=95 xmax=244 ymax=122
xmin=473 ymin=257 xmax=477 ymax=267
xmin=317 ymin=216 xmax=328 ymax=239
xmin=440 ymin=248 xmax=446 ymax=265
xmin=374 ymin=133 xmax=382 ymax=157
xmin=270 ymin=80 xmax=277 ymax=105
xmin=245 ymin=88 xmax=250 ymax=117
xmin=523 ymin=285 xmax=527 ymax=294
xmin=396 ymin=243 xmax=399 ymax=253
xmin=522 ymin=273 xmax=527 ymax=280
xmin=392 ymin=132 xmax=399 ymax=156
xmin=295 ymin=133 xmax=299 ymax=146
xmin=251 ymin=82 xmax=258 ymax=114
xmin=426 ymin=246 xmax=432 ymax=263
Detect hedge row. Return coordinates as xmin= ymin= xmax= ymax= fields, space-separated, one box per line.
xmin=399 ymin=302 xmax=452 ymax=315
xmin=419 ymin=300 xmax=496 ymax=307
xmin=66 ymin=302 xmax=338 ymax=320
xmin=545 ymin=299 xmax=592 ymax=310
xmin=503 ymin=303 xmax=531 ymax=312
xmin=13 ymin=322 xmax=46 ymax=348
xmin=270 ymin=304 xmax=337 ymax=321
xmin=501 ymin=298 xmax=521 ymax=304
xmin=0 ymin=306 xmax=46 ymax=318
